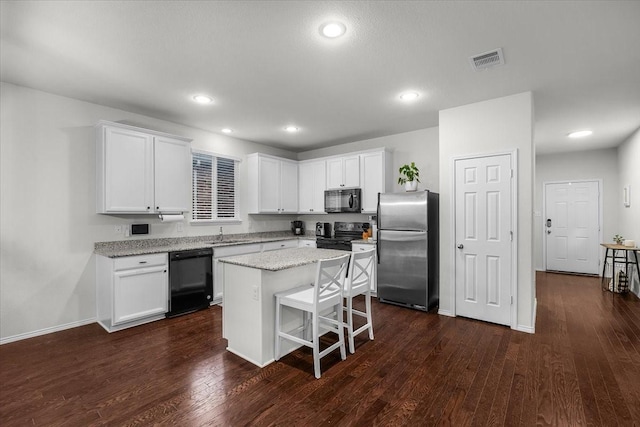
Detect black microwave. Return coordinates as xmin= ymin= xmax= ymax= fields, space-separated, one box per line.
xmin=324 ymin=188 xmax=361 ymax=213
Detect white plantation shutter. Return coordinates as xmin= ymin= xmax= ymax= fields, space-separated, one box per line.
xmin=192 ymin=151 xmax=239 ymax=221
xmin=216 ymin=157 xmax=236 ymax=218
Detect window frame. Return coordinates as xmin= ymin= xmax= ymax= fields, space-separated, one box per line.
xmin=191 ymin=149 xmax=241 ymax=224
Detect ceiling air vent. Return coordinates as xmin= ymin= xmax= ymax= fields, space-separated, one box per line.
xmin=469 ymin=48 xmax=504 ymax=71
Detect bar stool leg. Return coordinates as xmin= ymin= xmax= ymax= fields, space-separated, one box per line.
xmin=601 ymin=248 xmax=610 ymax=290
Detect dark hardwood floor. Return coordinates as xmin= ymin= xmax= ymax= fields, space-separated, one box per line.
xmin=1 ymin=272 xmax=639 ymax=426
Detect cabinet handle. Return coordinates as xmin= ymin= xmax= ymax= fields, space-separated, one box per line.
xmin=147 ymin=206 xmax=151 ymax=210
xmin=139 ymin=261 xmax=147 ymax=264
xmin=164 ymin=270 xmax=167 ymax=273
xmin=156 ymin=206 xmax=159 ymax=210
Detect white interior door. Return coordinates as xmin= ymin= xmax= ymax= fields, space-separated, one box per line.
xmin=544 ymin=181 xmax=600 ymax=274
xmin=455 ymin=154 xmax=513 ymax=326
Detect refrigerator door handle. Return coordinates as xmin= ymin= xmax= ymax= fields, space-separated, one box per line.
xmin=376 ymin=230 xmax=381 ymax=263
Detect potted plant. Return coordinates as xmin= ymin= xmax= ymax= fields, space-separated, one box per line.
xmin=398 ymin=162 xmax=420 ymax=191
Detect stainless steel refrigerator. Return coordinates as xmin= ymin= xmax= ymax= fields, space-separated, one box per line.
xmin=377 ymin=191 xmax=439 ymax=311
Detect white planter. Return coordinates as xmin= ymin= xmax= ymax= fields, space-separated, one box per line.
xmin=404 ymin=181 xmax=418 ymax=192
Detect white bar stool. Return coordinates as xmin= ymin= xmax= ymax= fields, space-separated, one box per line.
xmin=274 ymin=254 xmax=350 ymax=379
xmin=343 ymin=248 xmax=376 ymax=354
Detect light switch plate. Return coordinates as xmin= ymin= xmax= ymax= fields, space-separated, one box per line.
xmin=114 ymin=225 xmax=122 ymax=234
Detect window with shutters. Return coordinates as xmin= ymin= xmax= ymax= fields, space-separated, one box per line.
xmin=192 ymin=150 xmax=240 ymax=222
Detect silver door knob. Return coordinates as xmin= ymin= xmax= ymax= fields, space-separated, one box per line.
xmin=457 ymin=244 xmax=464 ymax=249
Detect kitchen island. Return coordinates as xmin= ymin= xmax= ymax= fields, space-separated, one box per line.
xmin=219 ymin=247 xmax=349 ymax=367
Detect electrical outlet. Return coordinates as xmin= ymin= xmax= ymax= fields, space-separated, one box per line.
xmin=124 ymin=227 xmax=130 ymax=237
xmin=252 ymin=285 xmax=259 ymax=301
xmin=177 ymin=222 xmax=184 ymax=232
xmin=114 ymin=225 xmax=122 ymax=234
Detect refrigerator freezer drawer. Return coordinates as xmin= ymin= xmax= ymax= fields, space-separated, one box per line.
xmin=377 ymin=230 xmax=428 ymax=309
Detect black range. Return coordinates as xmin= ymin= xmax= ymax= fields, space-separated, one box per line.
xmin=315 ymin=221 xmax=370 ymax=251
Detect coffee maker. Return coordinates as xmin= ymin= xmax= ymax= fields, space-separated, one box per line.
xmin=315 ymin=222 xmax=332 ymax=238
xmin=291 ymin=220 xmax=305 ymax=236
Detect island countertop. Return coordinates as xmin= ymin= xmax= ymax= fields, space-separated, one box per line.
xmin=218 ymin=247 xmax=349 ymax=271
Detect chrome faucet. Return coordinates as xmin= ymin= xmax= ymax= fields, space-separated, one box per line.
xmin=219 ymin=226 xmax=223 ymax=241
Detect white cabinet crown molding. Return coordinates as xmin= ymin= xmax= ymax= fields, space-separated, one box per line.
xmin=95 ymin=120 xmax=192 ymax=143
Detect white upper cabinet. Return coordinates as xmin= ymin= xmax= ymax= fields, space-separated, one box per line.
xmin=247 ymin=153 xmax=299 ymax=214
xmin=280 ymin=160 xmax=299 ymax=213
xmin=326 ymin=155 xmax=360 ymax=189
xmin=154 ymin=136 xmax=191 ymax=212
xmin=248 ymin=149 xmax=391 ymax=215
xmin=96 ymin=121 xmax=191 ymax=214
xmin=298 ymin=160 xmax=326 ymax=213
xmin=360 ymin=150 xmax=392 ymax=213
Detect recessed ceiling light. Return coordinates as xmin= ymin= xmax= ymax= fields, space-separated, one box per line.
xmin=192 ymin=94 xmax=213 ymax=104
xmin=221 ymin=128 xmax=233 ymax=134
xmin=568 ymin=130 xmax=593 ymax=138
xmin=284 ymin=126 xmax=299 ymax=133
xmin=399 ymin=91 xmax=420 ymax=101
xmin=320 ymin=22 xmax=346 ymax=38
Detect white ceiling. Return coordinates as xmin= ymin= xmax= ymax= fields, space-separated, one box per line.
xmin=2 ymin=1 xmax=639 ymax=154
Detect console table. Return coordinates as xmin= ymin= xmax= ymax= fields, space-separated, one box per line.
xmin=600 ymin=243 xmax=640 ymax=293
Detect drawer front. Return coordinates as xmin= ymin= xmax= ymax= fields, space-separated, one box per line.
xmin=214 ymin=243 xmax=262 ymax=258
xmin=298 ymin=239 xmax=317 ymax=248
xmin=352 ymin=243 xmax=376 ymax=252
xmin=262 ymin=240 xmax=298 ymax=251
xmin=114 ymin=253 xmax=167 ymax=270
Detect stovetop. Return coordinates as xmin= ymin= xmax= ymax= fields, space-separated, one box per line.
xmin=316 ymin=222 xmax=370 ymax=243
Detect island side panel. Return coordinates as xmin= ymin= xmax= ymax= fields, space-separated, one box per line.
xmin=223 ymin=262 xmax=316 ymax=367
xmin=263 ymin=266 xmax=316 ymax=363
xmin=223 ymin=264 xmax=265 ymax=366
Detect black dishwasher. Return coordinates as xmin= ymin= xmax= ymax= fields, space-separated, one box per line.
xmin=167 ymin=248 xmax=213 ymax=318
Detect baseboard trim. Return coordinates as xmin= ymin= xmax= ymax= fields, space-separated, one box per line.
xmin=438 ymin=309 xmax=455 ymax=317
xmin=515 ymin=298 xmax=537 ymax=334
xmin=0 ymin=317 xmax=97 ymax=345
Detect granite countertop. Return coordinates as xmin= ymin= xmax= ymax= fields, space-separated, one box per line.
xmin=218 ymin=247 xmax=350 ymax=271
xmin=94 ymin=232 xmax=317 ymax=258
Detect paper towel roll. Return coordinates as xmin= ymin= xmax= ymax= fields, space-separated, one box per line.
xmin=159 ymin=214 xmax=184 ymax=223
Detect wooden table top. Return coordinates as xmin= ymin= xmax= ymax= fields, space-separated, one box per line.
xmin=601 ymin=243 xmax=639 ymax=251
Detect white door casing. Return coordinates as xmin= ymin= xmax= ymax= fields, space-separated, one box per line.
xmin=454 ymin=153 xmax=514 ymax=327
xmin=544 ymin=181 xmax=600 ymax=275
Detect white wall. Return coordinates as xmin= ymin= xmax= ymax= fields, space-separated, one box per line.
xmin=439 ymin=92 xmax=535 ymax=333
xmin=0 ymin=82 xmax=297 ymax=342
xmin=617 ymin=127 xmax=640 ymax=296
xmin=534 ymin=148 xmax=619 ymax=270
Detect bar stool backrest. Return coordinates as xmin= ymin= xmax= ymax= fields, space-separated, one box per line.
xmin=315 ymin=255 xmax=350 ymax=309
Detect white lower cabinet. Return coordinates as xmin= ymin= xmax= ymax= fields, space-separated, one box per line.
xmin=213 ymin=240 xmax=301 ymax=304
xmin=212 ymin=244 xmax=262 ymax=304
xmin=97 ymin=253 xmax=168 ymax=332
xmin=298 ymin=239 xmax=317 ymax=248
xmin=352 ymin=243 xmax=378 ymax=295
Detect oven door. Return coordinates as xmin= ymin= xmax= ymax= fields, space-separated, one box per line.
xmin=316 ymin=238 xmax=352 ymax=251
